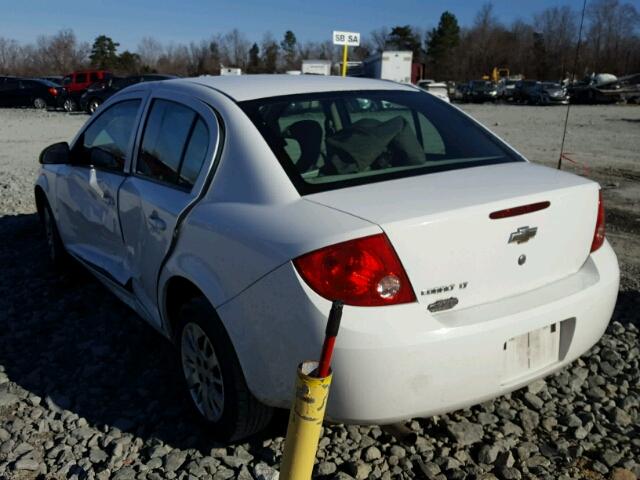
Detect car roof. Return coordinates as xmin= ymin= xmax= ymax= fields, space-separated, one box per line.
xmin=171 ymin=74 xmax=418 ymax=102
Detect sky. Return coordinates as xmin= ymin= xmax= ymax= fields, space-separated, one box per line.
xmin=1 ymin=0 xmax=638 ymax=51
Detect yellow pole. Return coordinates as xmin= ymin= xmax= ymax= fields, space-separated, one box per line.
xmin=279 ymin=361 xmax=333 ymax=480
xmin=341 ymin=44 xmax=348 ymax=77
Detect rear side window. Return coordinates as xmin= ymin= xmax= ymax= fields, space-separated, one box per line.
xmin=90 ymin=72 xmax=100 ymax=82
xmin=137 ymin=99 xmax=209 ymax=189
xmin=75 ymin=73 xmax=87 ymax=83
xmin=241 ymin=90 xmax=522 ymax=194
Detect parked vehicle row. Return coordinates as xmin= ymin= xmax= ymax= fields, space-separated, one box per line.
xmin=0 ymin=70 xmax=176 ymax=113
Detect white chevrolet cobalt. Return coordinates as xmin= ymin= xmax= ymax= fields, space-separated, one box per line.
xmin=35 ymin=75 xmax=619 ymax=440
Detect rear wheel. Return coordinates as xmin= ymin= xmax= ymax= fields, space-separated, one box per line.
xmin=63 ymin=98 xmax=77 ymax=112
xmin=178 ymin=297 xmax=273 ymax=441
xmin=33 ymin=97 xmax=47 ymax=109
xmin=88 ymin=98 xmax=101 ymax=114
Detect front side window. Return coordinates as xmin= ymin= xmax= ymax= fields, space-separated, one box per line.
xmin=136 ymin=99 xmax=209 ymax=189
xmin=73 ymin=100 xmax=141 ymax=172
xmin=241 ymin=90 xmax=522 ymax=194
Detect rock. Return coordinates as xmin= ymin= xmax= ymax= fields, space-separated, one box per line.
xmin=390 ymin=445 xmax=406 ymax=459
xmin=253 ymin=462 xmax=279 ymax=480
xmin=593 ymin=460 xmax=610 ymax=475
xmin=89 ymin=448 xmax=108 ymax=464
xmin=164 ymin=450 xmax=187 ymax=472
xmin=213 ymin=467 xmax=235 ymax=480
xmin=14 ymin=458 xmax=39 ymax=471
xmin=365 ymin=446 xmax=382 ymax=461
xmin=502 ymin=421 xmax=523 ymax=437
xmin=0 ymin=392 xmax=19 ymax=408
xmin=523 ymin=393 xmax=544 ymax=410
xmin=602 ymin=450 xmax=623 ymax=468
xmin=499 ymin=466 xmax=523 ymax=479
xmin=574 ymin=427 xmax=589 ymax=440
xmin=447 ymin=421 xmax=484 ymax=446
xmin=317 ymin=461 xmax=337 ymax=475
xmin=478 ymin=412 xmax=499 ymax=425
xmin=527 ymin=379 xmax=546 ymax=395
xmin=612 ymin=408 xmax=632 ymax=427
xmin=610 ymin=468 xmax=637 ymax=480
xmin=516 ymin=442 xmax=539 ymax=461
xmin=478 ymin=444 xmax=500 ymax=464
xmin=518 ymin=409 xmax=540 ymax=431
xmin=526 ymin=455 xmax=550 ymax=468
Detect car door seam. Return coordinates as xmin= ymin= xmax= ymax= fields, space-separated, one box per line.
xmin=154 ymin=105 xmax=226 ymax=323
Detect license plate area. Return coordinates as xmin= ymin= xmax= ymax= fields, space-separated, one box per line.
xmin=502 ymin=323 xmax=560 ymax=383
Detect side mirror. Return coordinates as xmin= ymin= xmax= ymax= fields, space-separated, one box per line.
xmin=39 ymin=142 xmax=70 ymax=165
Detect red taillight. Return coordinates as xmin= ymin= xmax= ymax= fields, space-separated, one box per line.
xmin=591 ymin=190 xmax=605 ymax=252
xmin=293 ymin=233 xmax=416 ymax=307
xmin=48 ymin=87 xmax=58 ymax=97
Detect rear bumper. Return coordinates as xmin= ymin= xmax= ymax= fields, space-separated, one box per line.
xmin=219 ymin=241 xmax=619 ymax=424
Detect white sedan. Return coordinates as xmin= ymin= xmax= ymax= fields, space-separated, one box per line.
xmin=34 ymin=75 xmax=619 ymax=441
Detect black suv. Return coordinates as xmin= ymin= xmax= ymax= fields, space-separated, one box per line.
xmin=80 ymin=74 xmax=177 ymax=113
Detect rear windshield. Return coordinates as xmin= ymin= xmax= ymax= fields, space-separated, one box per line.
xmin=240 ymin=90 xmax=523 ymax=194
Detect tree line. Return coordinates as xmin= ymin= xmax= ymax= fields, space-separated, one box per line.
xmin=0 ymin=0 xmax=638 ymax=82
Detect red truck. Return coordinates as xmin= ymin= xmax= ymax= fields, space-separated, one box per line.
xmin=59 ymin=69 xmax=111 ymax=111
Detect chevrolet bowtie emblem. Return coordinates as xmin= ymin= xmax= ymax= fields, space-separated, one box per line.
xmin=509 ymin=226 xmax=538 ymax=244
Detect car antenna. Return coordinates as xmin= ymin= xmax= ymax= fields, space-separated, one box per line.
xmin=558 ymin=0 xmax=588 ymax=171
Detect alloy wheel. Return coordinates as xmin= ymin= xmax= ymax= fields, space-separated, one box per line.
xmin=181 ymin=322 xmax=225 ymax=422
xmin=34 ymin=98 xmax=47 ymax=109
xmin=89 ymin=100 xmax=100 ymax=114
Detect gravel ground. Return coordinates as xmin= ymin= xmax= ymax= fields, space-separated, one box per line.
xmin=0 ymin=106 xmax=638 ymax=480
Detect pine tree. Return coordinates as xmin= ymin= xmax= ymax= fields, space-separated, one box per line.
xmin=386 ymin=26 xmax=421 ymax=57
xmin=280 ymin=30 xmax=297 ymax=69
xmin=90 ymin=35 xmax=120 ymax=69
xmin=247 ymin=43 xmax=260 ymax=73
xmin=426 ymin=12 xmax=461 ymax=79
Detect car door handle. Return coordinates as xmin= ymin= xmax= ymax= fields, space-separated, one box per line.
xmin=102 ymin=191 xmax=115 ymax=206
xmin=148 ymin=212 xmax=166 ymax=231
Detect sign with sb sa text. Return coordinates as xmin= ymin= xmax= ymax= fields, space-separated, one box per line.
xmin=333 ymin=31 xmax=360 ymax=46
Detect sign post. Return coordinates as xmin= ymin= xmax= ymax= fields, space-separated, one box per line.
xmin=332 ymin=31 xmax=360 ymax=77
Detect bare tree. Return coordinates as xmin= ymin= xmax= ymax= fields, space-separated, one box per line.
xmin=0 ymin=37 xmax=20 ymax=73
xmin=370 ymin=27 xmax=389 ymax=53
xmin=220 ymin=29 xmax=250 ymax=69
xmin=137 ymin=37 xmax=164 ymax=70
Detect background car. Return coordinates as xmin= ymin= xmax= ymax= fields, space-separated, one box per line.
xmin=416 ymin=80 xmax=450 ymax=102
xmin=35 ymin=75 xmax=618 ymax=441
xmin=497 ymin=79 xmax=518 ymax=101
xmin=59 ymin=69 xmax=111 ymax=111
xmin=0 ymin=77 xmax=62 ymax=108
xmin=465 ymin=80 xmax=498 ymax=102
xmin=80 ymin=74 xmax=177 ymax=113
xmin=531 ymin=82 xmax=569 ymax=105
xmin=513 ymin=80 xmax=540 ymax=104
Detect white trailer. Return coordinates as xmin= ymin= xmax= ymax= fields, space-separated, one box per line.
xmin=301 ymin=59 xmax=332 ymax=76
xmin=362 ymin=51 xmax=413 ymax=84
xmin=220 ymin=67 xmax=242 ymax=76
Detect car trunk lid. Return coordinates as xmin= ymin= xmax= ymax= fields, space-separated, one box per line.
xmin=305 ymin=162 xmax=599 ymax=310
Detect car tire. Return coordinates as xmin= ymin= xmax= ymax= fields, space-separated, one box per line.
xmin=177 ymin=297 xmax=273 ymax=441
xmin=88 ymin=99 xmax=101 ymax=114
xmin=41 ymin=200 xmax=69 ymax=268
xmin=33 ymin=97 xmax=47 ymax=109
xmin=63 ymin=98 xmax=77 ymax=112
